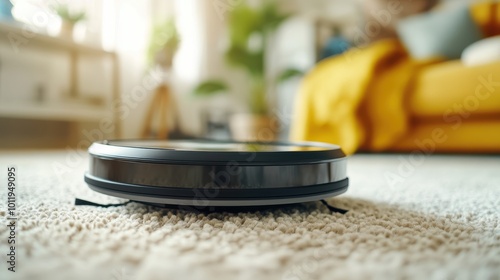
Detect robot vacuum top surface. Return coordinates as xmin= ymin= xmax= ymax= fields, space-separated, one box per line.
xmin=89 ymin=139 xmax=346 ymax=165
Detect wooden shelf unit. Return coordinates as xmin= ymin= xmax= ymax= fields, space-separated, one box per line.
xmin=0 ymin=20 xmax=121 ymax=141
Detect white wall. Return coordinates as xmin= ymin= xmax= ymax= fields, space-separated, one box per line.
xmin=111 ymin=0 xmax=155 ymax=138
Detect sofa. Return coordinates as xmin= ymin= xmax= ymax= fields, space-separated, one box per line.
xmin=291 ymin=2 xmax=500 ymax=154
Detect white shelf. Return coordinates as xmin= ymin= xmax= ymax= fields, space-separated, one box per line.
xmin=0 ymin=20 xmax=114 ymax=56
xmin=0 ymin=102 xmax=111 ymax=122
xmin=0 ymin=19 xmax=121 ymax=137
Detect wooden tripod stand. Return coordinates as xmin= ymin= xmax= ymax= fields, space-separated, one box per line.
xmin=141 ymin=83 xmax=173 ymax=139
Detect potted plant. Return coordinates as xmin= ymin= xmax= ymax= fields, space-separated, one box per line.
xmin=141 ymin=19 xmax=182 ymax=139
xmin=193 ymin=1 xmax=302 ymax=141
xmin=53 ymin=4 xmax=86 ymax=39
xmin=147 ymin=18 xmax=180 ymax=69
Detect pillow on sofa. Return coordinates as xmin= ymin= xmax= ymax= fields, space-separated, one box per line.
xmin=396 ymin=5 xmax=483 ymax=59
xmin=360 ymin=0 xmax=438 ymax=43
xmin=462 ymin=35 xmax=500 ymax=66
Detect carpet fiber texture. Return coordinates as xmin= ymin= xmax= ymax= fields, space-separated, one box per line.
xmin=0 ymin=151 xmax=499 ymax=280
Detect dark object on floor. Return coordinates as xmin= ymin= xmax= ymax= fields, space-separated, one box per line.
xmin=84 ymin=139 xmax=349 ymax=207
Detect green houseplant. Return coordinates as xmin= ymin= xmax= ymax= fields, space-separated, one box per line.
xmin=193 ymin=1 xmax=302 ymax=141
xmin=147 ymin=18 xmax=180 ymax=69
xmin=53 ymin=4 xmax=86 ymax=39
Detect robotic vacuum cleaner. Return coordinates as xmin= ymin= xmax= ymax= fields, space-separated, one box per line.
xmin=84 ymin=140 xmax=348 ymax=207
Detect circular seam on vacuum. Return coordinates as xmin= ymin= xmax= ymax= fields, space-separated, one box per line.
xmin=84 ymin=173 xmax=349 ymax=199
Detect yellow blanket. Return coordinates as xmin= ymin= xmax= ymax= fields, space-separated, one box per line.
xmin=290 ymin=39 xmax=434 ymax=154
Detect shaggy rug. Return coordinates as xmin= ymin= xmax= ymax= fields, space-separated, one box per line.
xmin=0 ymin=150 xmax=499 ymax=280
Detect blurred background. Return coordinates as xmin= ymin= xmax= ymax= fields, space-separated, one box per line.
xmin=0 ymin=0 xmax=495 ymax=151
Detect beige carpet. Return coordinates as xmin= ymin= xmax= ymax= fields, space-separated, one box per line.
xmin=0 ymin=151 xmax=499 ymax=280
